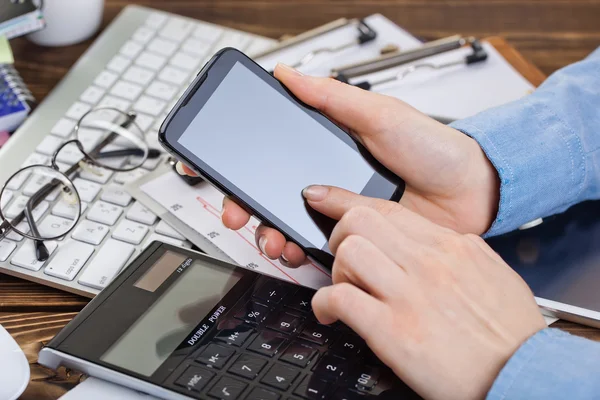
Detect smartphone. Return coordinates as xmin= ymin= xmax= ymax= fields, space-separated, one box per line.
xmin=159 ymin=47 xmax=405 ymax=269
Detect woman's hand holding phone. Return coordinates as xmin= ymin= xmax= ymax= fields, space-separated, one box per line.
xmin=178 ymin=63 xmax=501 ymax=267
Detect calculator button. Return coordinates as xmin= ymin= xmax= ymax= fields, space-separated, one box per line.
xmin=260 ymin=364 xmax=300 ymax=391
xmin=227 ymin=354 xmax=267 ymax=380
xmin=174 ymin=366 xmax=215 ymax=393
xmin=298 ymin=322 xmax=333 ymax=346
xmin=330 ymin=388 xmax=365 ymax=400
xmin=234 ymin=301 xmax=269 ymax=324
xmin=312 ymin=353 xmax=347 ymax=380
xmin=252 ymin=279 xmax=289 ymax=304
xmin=207 ymin=376 xmax=247 ymax=399
xmin=214 ymin=321 xmax=255 ymax=347
xmin=279 ymin=342 xmax=318 ymax=368
xmin=245 ymin=387 xmax=281 ymax=400
xmin=330 ymin=334 xmax=364 ymax=359
xmin=293 ymin=375 xmax=331 ymax=399
xmin=196 ymin=344 xmax=235 ymax=369
xmin=285 ymin=290 xmax=313 ymax=314
xmin=247 ymin=332 xmax=287 ymax=357
xmin=266 ymin=313 xmax=303 ymax=335
xmin=347 ymin=366 xmax=380 ymax=391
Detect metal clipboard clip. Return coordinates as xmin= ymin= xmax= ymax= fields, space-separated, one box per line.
xmin=332 ymin=35 xmax=488 ymax=90
xmin=253 ymin=18 xmax=379 ymax=70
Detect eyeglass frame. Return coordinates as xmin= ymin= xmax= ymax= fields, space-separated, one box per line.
xmin=0 ymin=106 xmax=152 ymax=252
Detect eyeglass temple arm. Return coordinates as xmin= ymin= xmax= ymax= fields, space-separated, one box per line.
xmin=23 ymin=201 xmax=50 ymax=262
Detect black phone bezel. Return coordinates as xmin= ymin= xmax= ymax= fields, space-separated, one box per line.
xmin=158 ymin=47 xmax=405 ymax=269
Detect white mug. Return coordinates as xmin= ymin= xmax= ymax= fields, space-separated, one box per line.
xmin=27 ymin=0 xmax=105 ymax=47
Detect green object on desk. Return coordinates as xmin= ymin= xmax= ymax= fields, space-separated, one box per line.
xmin=0 ymin=36 xmax=14 ymax=64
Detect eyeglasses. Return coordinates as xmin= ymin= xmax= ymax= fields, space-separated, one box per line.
xmin=0 ymin=106 xmax=160 ymax=261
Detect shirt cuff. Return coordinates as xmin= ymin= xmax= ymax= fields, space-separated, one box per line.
xmin=487 ymin=328 xmax=600 ymax=400
xmin=450 ymin=94 xmax=586 ymax=237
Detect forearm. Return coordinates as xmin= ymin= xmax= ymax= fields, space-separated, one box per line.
xmin=451 ymin=47 xmax=600 ymax=236
xmin=486 ymin=328 xmax=600 ymax=399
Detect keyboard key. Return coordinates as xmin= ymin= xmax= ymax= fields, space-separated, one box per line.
xmin=113 ymin=168 xmax=148 ymax=185
xmin=36 ymin=135 xmax=64 ymax=156
xmin=280 ymin=342 xmax=318 ymax=368
xmin=5 ymin=221 xmax=28 ymax=242
xmin=246 ymin=38 xmax=276 ymax=57
xmin=214 ymin=320 xmax=255 ymax=347
xmin=97 ymin=95 xmax=131 ymax=112
xmin=245 ymin=387 xmax=280 ymax=400
xmin=228 ymin=354 xmax=266 ymax=380
xmin=55 ymin=143 xmax=84 ymax=165
xmin=11 ymin=240 xmax=58 ymax=271
xmin=253 ymin=279 xmax=288 ymax=304
xmin=312 ymin=353 xmax=347 ymax=380
xmin=107 ymin=54 xmax=131 ymax=74
xmin=142 ymin=233 xmax=191 ymax=249
xmin=207 ymin=376 xmax=247 ymax=400
xmin=133 ymin=113 xmax=154 ymax=132
xmin=247 ymin=332 xmax=287 ymax=357
xmin=80 ymin=85 xmax=106 ymax=105
xmin=6 ymin=170 xmax=30 ymax=190
xmin=234 ymin=301 xmax=269 ymax=324
xmin=79 ymin=166 xmax=113 ymax=184
xmin=135 ymin=51 xmax=167 ymax=71
xmin=72 ymin=220 xmax=109 ymax=245
xmin=155 ymin=220 xmax=185 ymax=240
xmin=174 ymin=365 xmax=215 ymax=393
xmin=52 ymin=199 xmax=87 ymax=220
xmin=126 ymin=201 xmax=157 ymax=225
xmin=193 ymin=24 xmax=223 ymax=43
xmin=298 ymin=323 xmax=333 ymax=346
xmin=110 ymin=80 xmax=144 ymax=101
xmin=170 ymin=51 xmax=201 ymax=71
xmin=158 ymin=66 xmax=188 ymax=86
xmin=147 ymin=37 xmax=178 ymax=57
xmin=133 ymin=95 xmax=166 ymax=116
xmin=50 ymin=118 xmax=77 ymax=139
xmin=145 ymin=13 xmax=167 ymax=29
xmin=94 ymin=70 xmax=119 ymax=89
xmin=86 ymin=201 xmax=123 ymax=226
xmin=347 ymin=366 xmax=380 ymax=391
xmin=122 ymin=65 xmax=155 ymax=86
xmin=119 ymin=40 xmax=143 ymax=59
xmin=112 ymin=219 xmax=149 ymax=244
xmin=78 ymin=239 xmax=135 ymax=289
xmin=72 ymin=178 xmax=102 ymax=202
xmin=260 ymin=364 xmax=299 ymax=391
xmin=181 ymin=37 xmax=211 ymax=57
xmin=0 ymin=189 xmax=13 ymax=209
xmin=38 ymin=215 xmax=73 ymax=239
xmin=215 ymin=32 xmax=251 ymax=51
xmin=330 ymin=334 xmax=363 ymax=359
xmin=132 ymin=26 xmax=155 ymax=44
xmin=21 ymin=152 xmax=48 ymax=167
xmin=101 ymin=184 xmax=132 ymax=206
xmin=146 ymin=81 xmax=177 ymax=101
xmin=293 ymin=375 xmax=331 ymax=400
xmin=159 ymin=18 xmax=194 ymax=42
xmin=66 ymin=101 xmax=92 ymax=120
xmin=5 ymin=195 xmax=48 ymax=220
xmin=196 ymin=344 xmax=235 ymax=369
xmin=44 ymin=240 xmax=94 ymax=280
xmin=266 ymin=313 xmax=303 ymax=335
xmin=285 ymin=288 xmax=313 ymax=314
xmin=0 ymin=240 xmax=16 ymax=262
xmin=22 ymin=172 xmax=54 ymax=196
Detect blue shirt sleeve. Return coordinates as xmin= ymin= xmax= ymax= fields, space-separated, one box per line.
xmin=486 ymin=328 xmax=600 ymax=399
xmin=450 ymin=46 xmax=600 ymax=237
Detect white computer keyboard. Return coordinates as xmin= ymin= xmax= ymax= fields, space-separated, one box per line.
xmin=0 ymin=5 xmax=276 ymax=297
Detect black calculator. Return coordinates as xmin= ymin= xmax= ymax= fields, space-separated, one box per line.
xmin=39 ymin=242 xmax=421 ymax=400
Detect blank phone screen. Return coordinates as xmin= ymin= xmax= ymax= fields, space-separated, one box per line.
xmin=177 ymin=61 xmax=394 ymax=252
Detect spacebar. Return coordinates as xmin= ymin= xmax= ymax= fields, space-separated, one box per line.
xmin=78 ymin=239 xmax=135 ymax=290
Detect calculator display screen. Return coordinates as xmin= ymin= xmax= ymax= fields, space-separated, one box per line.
xmin=100 ymin=259 xmax=243 ymax=376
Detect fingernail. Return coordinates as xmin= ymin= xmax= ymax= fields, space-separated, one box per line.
xmin=175 ymin=162 xmax=186 ymax=175
xmin=258 ymin=236 xmax=268 ymax=255
xmin=220 ymin=198 xmax=226 ymax=218
xmin=276 ymin=62 xmax=303 ymax=76
xmin=302 ymin=185 xmax=329 ymax=201
xmin=280 ymin=252 xmax=290 ymax=263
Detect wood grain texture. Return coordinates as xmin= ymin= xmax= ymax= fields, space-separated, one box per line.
xmin=1 ymin=1 xmax=600 ymax=399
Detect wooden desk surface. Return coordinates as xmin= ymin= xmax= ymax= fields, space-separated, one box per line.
xmin=2 ymin=1 xmax=600 ymax=399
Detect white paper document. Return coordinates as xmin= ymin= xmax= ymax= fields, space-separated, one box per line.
xmin=138 ymin=170 xmax=333 ymax=290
